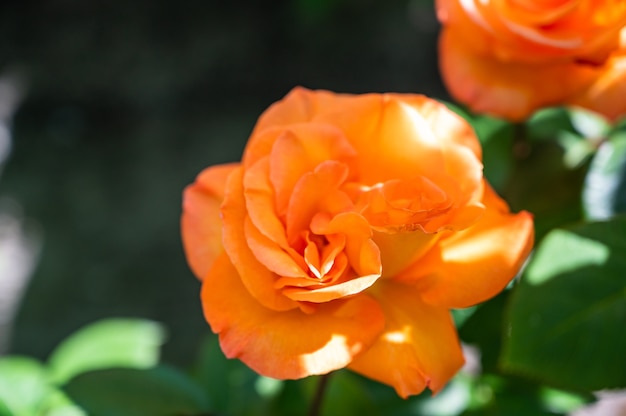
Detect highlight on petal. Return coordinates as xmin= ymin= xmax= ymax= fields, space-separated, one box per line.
xmin=348 ymin=281 xmax=464 ymax=398
xmin=398 ymin=183 xmax=534 ymax=309
xmin=203 ymin=252 xmax=385 ymax=379
xmin=181 ymin=163 xmax=239 ymax=280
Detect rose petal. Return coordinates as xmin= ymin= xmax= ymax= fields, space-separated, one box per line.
xmin=373 ymin=229 xmax=441 ymax=278
xmin=398 ymin=182 xmax=534 ymax=309
xmin=348 ymin=281 xmax=464 ymax=398
xmin=181 ymin=163 xmax=239 ymax=280
xmin=285 ymin=161 xmax=354 ymax=245
xmin=269 ymin=123 xmax=356 ymax=217
xmin=281 ymin=272 xmax=380 ymax=303
xmin=439 ymin=28 xmax=599 ymax=120
xmin=243 ymin=157 xmax=292 ymax=249
xmin=310 ymin=211 xmax=381 ymax=277
xmin=251 ymin=87 xmax=353 ymax=134
xmin=570 ymin=49 xmax=626 ymax=121
xmin=203 ymin=252 xmax=385 ymax=379
xmin=245 ymin=217 xmax=308 ymax=278
xmin=321 ymin=95 xmax=449 ymax=184
xmin=222 ymin=166 xmax=298 ymax=311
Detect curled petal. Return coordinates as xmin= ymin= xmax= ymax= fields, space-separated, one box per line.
xmin=245 ymin=217 xmax=308 ymax=278
xmin=398 ymin=183 xmax=534 ymax=309
xmin=285 ymin=161 xmax=354 ymax=245
xmin=269 ymin=124 xmax=357 ymax=217
xmin=222 ymin=166 xmax=297 ymax=311
xmin=181 ymin=163 xmax=238 ymax=280
xmin=243 ymin=158 xmax=292 ymax=249
xmin=282 ymin=272 xmax=380 ymax=303
xmin=203 ymin=252 xmax=386 ymax=379
xmin=310 ymin=211 xmax=381 ymax=277
xmin=348 ymin=281 xmax=464 ymax=398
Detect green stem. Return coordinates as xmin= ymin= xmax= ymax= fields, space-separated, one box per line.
xmin=512 ymin=121 xmax=530 ymax=159
xmin=308 ymin=373 xmax=332 ymax=416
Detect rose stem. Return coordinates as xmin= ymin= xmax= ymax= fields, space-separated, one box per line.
xmin=308 ymin=372 xmax=332 ymax=416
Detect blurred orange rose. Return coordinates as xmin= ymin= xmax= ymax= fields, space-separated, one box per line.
xmin=437 ymin=0 xmax=626 ymax=121
xmin=181 ymin=87 xmax=533 ymax=397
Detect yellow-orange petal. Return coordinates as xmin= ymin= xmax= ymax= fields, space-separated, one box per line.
xmin=203 ymin=252 xmax=386 ymax=379
xmin=439 ymin=28 xmax=600 ymax=121
xmin=348 ymin=281 xmax=464 ymax=398
xmin=221 ymin=166 xmax=297 ymax=311
xmin=181 ymin=163 xmax=239 ymax=280
xmin=400 ymin=182 xmax=534 ymax=309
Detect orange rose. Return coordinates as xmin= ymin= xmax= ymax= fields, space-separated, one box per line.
xmin=437 ymin=0 xmax=626 ymax=121
xmin=181 ymin=87 xmax=533 ymax=397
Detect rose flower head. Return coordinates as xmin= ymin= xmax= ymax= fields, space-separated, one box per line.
xmin=437 ymin=0 xmax=626 ymax=121
xmin=181 ymin=87 xmax=534 ymax=398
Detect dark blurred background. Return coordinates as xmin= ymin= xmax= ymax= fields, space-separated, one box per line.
xmin=0 ymin=0 xmax=444 ymax=365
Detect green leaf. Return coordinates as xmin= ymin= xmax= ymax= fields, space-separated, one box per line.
xmin=463 ymin=374 xmax=552 ymax=416
xmin=527 ymin=107 xmax=574 ymax=141
xmin=63 ymin=366 xmax=211 ymax=416
xmin=582 ymin=133 xmax=626 ymax=220
xmin=41 ymin=389 xmax=88 ymax=416
xmin=192 ymin=335 xmax=262 ymax=415
xmin=0 ymin=356 xmax=51 ymax=416
xmin=47 ymin=318 xmax=166 ymax=384
xmin=320 ymin=371 xmax=379 ymax=416
xmin=502 ymin=218 xmax=626 ymax=391
xmin=459 ymin=292 xmax=509 ymax=373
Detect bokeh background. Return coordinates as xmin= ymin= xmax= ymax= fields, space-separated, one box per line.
xmin=0 ymin=0 xmax=446 ymax=366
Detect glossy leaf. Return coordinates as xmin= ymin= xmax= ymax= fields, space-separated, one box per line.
xmin=569 ymin=108 xmax=610 ymax=140
xmin=47 ymin=318 xmax=166 ymax=384
xmin=502 ymin=219 xmax=626 ymax=391
xmin=63 ymin=366 xmax=211 ymax=416
xmin=526 ymin=107 xmax=574 ymax=141
xmin=582 ymin=133 xmax=626 ymax=220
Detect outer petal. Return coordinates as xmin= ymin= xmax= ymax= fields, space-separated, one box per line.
xmin=439 ymin=28 xmax=599 ymax=120
xmin=399 ymin=183 xmax=534 ymax=309
xmin=348 ymin=281 xmax=464 ymax=398
xmin=251 ymin=87 xmax=354 ymax=135
xmin=181 ymin=163 xmax=239 ymax=280
xmin=203 ymin=252 xmax=386 ymax=379
xmin=570 ymin=49 xmax=626 ymax=121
